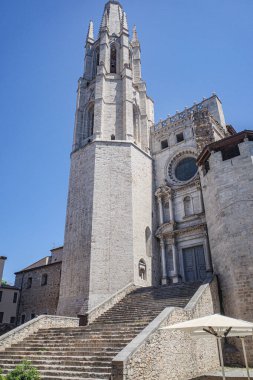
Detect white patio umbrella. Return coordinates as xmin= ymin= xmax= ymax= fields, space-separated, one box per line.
xmin=161 ymin=314 xmax=253 ymax=380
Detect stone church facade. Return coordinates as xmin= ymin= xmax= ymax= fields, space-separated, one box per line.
xmin=15 ymin=1 xmax=253 ymax=349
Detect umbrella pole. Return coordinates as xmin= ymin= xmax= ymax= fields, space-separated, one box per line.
xmin=217 ymin=337 xmax=226 ymax=380
xmin=240 ymin=337 xmax=250 ymax=380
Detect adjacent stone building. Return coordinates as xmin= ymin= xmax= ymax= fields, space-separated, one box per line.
xmin=197 ymin=131 xmax=253 ymax=363
xmin=0 ymin=257 xmax=19 ymax=329
xmin=15 ymin=247 xmax=62 ymax=324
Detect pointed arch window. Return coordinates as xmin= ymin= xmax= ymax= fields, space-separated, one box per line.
xmin=184 ymin=196 xmax=193 ymax=217
xmin=110 ymin=44 xmax=117 ymax=73
xmin=92 ymin=47 xmax=100 ymax=78
xmin=129 ymin=49 xmax=132 ymax=70
xmin=145 ymin=227 xmax=152 ymax=258
xmin=87 ymin=104 xmax=94 ymax=137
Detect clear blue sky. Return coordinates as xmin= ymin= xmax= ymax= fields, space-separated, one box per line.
xmin=1 ymin=0 xmax=253 ymax=284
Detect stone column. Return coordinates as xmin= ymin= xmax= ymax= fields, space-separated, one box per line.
xmin=196 ymin=180 xmax=204 ymax=213
xmin=160 ymin=238 xmax=168 ymax=285
xmin=203 ymin=232 xmax=212 ymax=275
xmin=168 ymin=195 xmax=174 ymax=222
xmin=171 ymin=238 xmax=179 ymax=283
xmin=157 ymin=196 xmax=164 ymax=225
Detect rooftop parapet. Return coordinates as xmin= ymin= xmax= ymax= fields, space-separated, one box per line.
xmin=152 ymin=94 xmax=224 ymax=133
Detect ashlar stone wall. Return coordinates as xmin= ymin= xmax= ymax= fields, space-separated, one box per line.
xmin=58 ymin=141 xmax=154 ymax=317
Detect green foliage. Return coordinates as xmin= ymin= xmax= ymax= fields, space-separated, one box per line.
xmin=0 ymin=368 xmax=6 ymax=380
xmin=4 ymin=361 xmax=40 ymax=380
xmin=1 ymin=280 xmax=8 ymax=286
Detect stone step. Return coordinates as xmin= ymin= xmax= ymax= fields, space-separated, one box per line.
xmin=10 ymin=344 xmax=127 ymax=351
xmin=29 ymin=334 xmax=141 ymax=341
xmin=0 ymin=359 xmax=112 ymax=367
xmin=33 ymin=328 xmax=142 ymax=336
xmin=40 ymin=377 xmax=107 ymax=380
xmin=24 ymin=336 xmax=136 ymax=344
xmin=42 ymin=322 xmax=147 ymax=332
xmin=0 ymin=350 xmax=118 ymax=358
xmin=28 ymin=333 xmax=141 ymax=341
xmin=13 ymin=337 xmax=133 ymax=347
xmin=40 ymin=377 xmax=108 ymax=380
xmin=0 ymin=363 xmax=112 ymax=372
xmin=0 ymin=355 xmax=113 ymax=368
xmin=2 ymin=369 xmax=111 ymax=379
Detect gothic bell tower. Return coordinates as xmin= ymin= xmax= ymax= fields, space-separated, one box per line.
xmin=57 ymin=1 xmax=154 ymax=317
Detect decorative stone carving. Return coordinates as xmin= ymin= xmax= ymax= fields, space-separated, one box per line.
xmin=155 ymin=185 xmax=173 ymax=199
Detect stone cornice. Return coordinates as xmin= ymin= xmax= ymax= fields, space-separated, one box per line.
xmin=71 ymin=139 xmax=152 ymax=160
xmin=166 ymin=178 xmax=201 ymax=192
xmin=155 ymin=178 xmax=201 ymax=197
xmin=156 ymin=222 xmax=207 ymax=239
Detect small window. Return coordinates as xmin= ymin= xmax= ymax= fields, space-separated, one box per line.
xmin=111 ymin=134 xmax=115 ymax=141
xmin=10 ymin=317 xmax=15 ymax=324
xmin=161 ymin=140 xmax=168 ymax=150
xmin=21 ymin=314 xmax=26 ymax=324
xmin=176 ymin=132 xmax=184 ymax=143
xmin=221 ymin=145 xmax=240 ymax=161
xmin=41 ymin=274 xmax=48 ymax=286
xmin=0 ymin=291 xmax=2 ymax=302
xmin=31 ymin=313 xmax=36 ymax=320
xmin=0 ymin=312 xmax=4 ymax=324
xmin=13 ymin=292 xmax=18 ymax=303
xmin=27 ymin=277 xmax=32 ymax=289
xmin=164 ymin=201 xmax=170 ymax=223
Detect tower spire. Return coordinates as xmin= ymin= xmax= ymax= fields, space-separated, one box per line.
xmin=132 ymin=25 xmax=139 ymax=44
xmin=86 ymin=20 xmax=94 ymax=45
xmin=100 ymin=0 xmax=123 ymax=36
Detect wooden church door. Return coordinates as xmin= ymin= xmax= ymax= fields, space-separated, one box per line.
xmin=183 ymin=245 xmax=206 ymax=282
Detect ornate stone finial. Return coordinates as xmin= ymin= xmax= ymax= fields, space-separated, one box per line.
xmin=132 ymin=25 xmax=138 ymax=42
xmin=86 ymin=21 xmax=94 ymax=44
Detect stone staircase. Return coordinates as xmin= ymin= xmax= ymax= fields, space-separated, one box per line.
xmin=0 ymin=283 xmax=201 ymax=380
